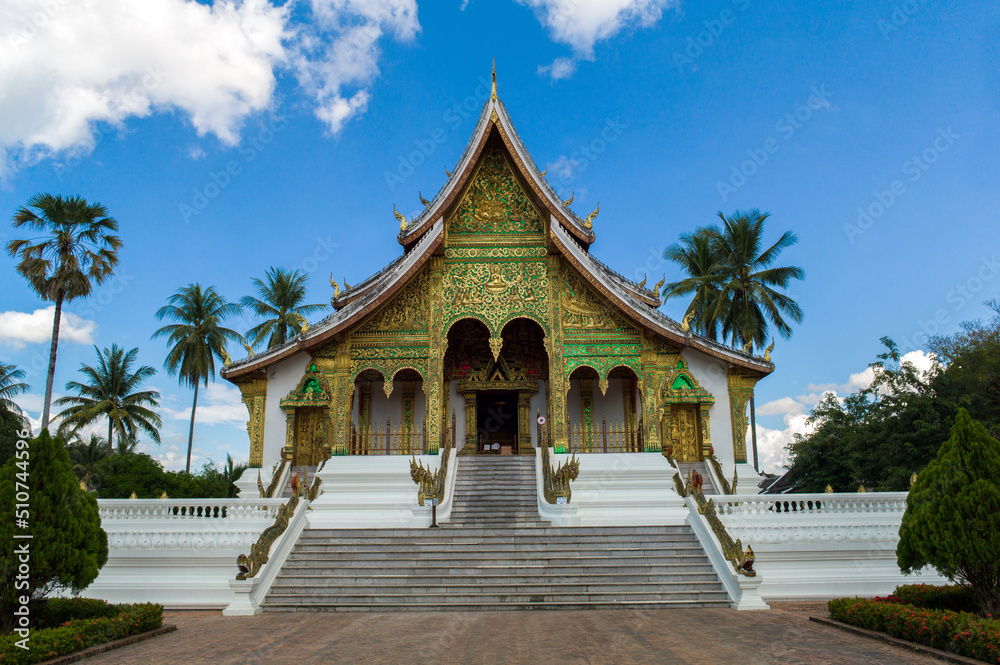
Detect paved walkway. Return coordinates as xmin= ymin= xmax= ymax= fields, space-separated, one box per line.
xmin=85 ymin=603 xmax=941 ymax=665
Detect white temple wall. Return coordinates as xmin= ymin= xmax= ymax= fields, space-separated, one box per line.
xmin=450 ymin=380 xmax=468 ymax=452
xmin=529 ymin=380 xmax=546 ymax=447
xmin=262 ymin=352 xmax=311 ymax=469
xmin=682 ymin=348 xmax=736 ymax=470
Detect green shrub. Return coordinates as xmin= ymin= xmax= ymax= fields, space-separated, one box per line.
xmin=894 ymin=584 xmax=977 ymax=613
xmin=31 ymin=598 xmax=119 ymax=630
xmin=829 ymin=597 xmax=1000 ymax=662
xmin=0 ymin=602 xmax=162 ymax=665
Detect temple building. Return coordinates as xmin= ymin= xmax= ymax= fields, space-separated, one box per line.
xmin=220 ymin=69 xmax=773 ymax=489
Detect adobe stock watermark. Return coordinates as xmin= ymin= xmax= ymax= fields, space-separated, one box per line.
xmin=384 ymin=76 xmax=493 ymax=192
xmin=897 ymin=253 xmax=999 ymax=356
xmin=877 ymin=0 xmax=932 ymax=38
xmin=179 ymin=111 xmax=289 ymax=224
xmin=11 ymin=425 xmax=33 ymax=651
xmin=547 ymin=118 xmax=628 ymax=189
xmin=716 ymin=84 xmax=834 ymax=201
xmin=844 ymin=127 xmax=959 ymax=244
xmin=73 ymin=270 xmax=135 ymax=321
xmin=6 ymin=0 xmax=70 ymax=51
xmin=672 ymin=0 xmax=751 ymax=73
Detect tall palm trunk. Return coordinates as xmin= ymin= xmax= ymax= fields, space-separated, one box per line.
xmin=41 ymin=293 xmax=64 ymax=430
xmin=186 ymin=382 xmax=199 ymax=473
xmin=107 ymin=418 xmax=114 ymax=456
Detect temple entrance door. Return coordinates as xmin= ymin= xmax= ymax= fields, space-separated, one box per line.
xmin=670 ymin=404 xmax=702 ymax=463
xmin=293 ymin=407 xmax=324 ymax=466
xmin=476 ymin=390 xmax=519 ymax=453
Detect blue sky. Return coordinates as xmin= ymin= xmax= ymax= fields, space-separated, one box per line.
xmin=0 ymin=0 xmax=997 ymax=472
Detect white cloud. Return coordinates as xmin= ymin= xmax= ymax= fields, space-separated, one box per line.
xmin=546 ymin=155 xmax=580 ymax=181
xmin=0 ymin=307 xmax=96 ymax=348
xmin=165 ymin=382 xmax=247 ymax=426
xmin=538 ymin=56 xmax=576 ymax=80
xmin=0 ymin=0 xmax=418 ymax=175
xmin=518 ymin=0 xmax=677 ymax=59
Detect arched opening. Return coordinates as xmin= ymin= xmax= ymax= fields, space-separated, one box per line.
xmin=349 ymin=368 xmax=426 ymax=454
xmin=567 ymin=365 xmax=644 ymax=453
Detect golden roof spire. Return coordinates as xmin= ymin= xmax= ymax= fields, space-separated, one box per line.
xmin=491 ymin=58 xmax=497 ymax=101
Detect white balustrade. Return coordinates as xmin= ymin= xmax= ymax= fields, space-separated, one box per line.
xmin=713 ymin=492 xmax=909 ymax=517
xmin=98 ymin=498 xmax=285 ymax=521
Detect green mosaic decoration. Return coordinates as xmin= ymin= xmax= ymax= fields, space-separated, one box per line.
xmin=447 ymin=147 xmax=545 ymax=236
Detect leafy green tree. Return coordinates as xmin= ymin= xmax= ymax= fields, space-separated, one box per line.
xmin=152 ymin=284 xmax=241 ymax=472
xmin=662 ymin=227 xmax=727 ymax=341
xmin=6 ymin=194 xmax=122 ymax=429
xmin=0 ymin=431 xmax=108 ymax=631
xmin=67 ymin=433 xmax=108 ymax=488
xmin=54 ymin=344 xmax=161 ymax=455
xmin=898 ymin=409 xmax=1000 ymax=615
xmin=0 ymin=409 xmax=29 ymax=474
xmin=241 ymin=267 xmax=328 ymax=350
xmin=92 ymin=452 xmax=170 ymax=498
xmin=0 ymin=363 xmax=29 ymax=415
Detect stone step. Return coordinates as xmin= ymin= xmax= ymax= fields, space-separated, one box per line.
xmin=287 ymin=550 xmax=709 ymax=562
xmin=295 ymin=534 xmax=700 ymax=545
xmin=265 ymin=599 xmax=731 ymax=612
xmin=278 ymin=562 xmax=716 ymax=575
xmin=275 ymin=571 xmax=720 ymax=585
xmin=269 ymin=581 xmax=725 ymax=596
xmin=266 ymin=590 xmax=729 ymax=605
xmin=302 ymin=526 xmax=694 ymax=537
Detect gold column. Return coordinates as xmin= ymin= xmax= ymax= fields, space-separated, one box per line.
xmin=700 ymin=403 xmax=713 ymax=459
xmin=517 ymin=390 xmax=532 ymax=452
xmin=401 ymin=380 xmax=416 ymax=453
xmin=235 ymin=377 xmax=267 ymax=468
xmin=426 ymin=256 xmax=445 ymax=454
xmin=727 ymin=368 xmax=760 ymax=464
xmin=579 ymin=377 xmax=594 ymax=432
xmin=283 ymin=410 xmax=295 ymax=461
xmin=462 ymin=391 xmax=478 ymax=452
xmin=359 ymin=382 xmax=372 ymax=434
xmin=545 ymin=255 xmax=568 ymax=452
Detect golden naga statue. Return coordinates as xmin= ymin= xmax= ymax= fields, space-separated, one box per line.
xmin=741 ymin=341 xmax=753 ymax=354
xmin=763 ymin=338 xmax=775 ymax=362
xmin=220 ymin=347 xmax=233 ymax=368
xmin=445 ymin=166 xmax=453 ymax=178
xmin=394 ymin=204 xmax=408 ymax=231
xmin=292 ymin=313 xmax=310 ymax=334
xmin=242 ymin=341 xmax=255 ymax=358
xmin=652 ymin=274 xmax=665 ymax=295
xmin=562 ymin=192 xmax=574 ymax=206
xmin=583 ymin=202 xmax=599 ymax=229
xmin=419 ymin=191 xmax=430 ymax=206
xmin=330 ymin=274 xmax=340 ymax=298
xmin=540 ymin=168 xmax=547 ymax=177
xmin=680 ymin=311 xmax=693 ymax=333
xmin=637 ymin=274 xmax=647 ymax=289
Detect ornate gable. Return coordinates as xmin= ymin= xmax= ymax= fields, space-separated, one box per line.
xmin=447 ymin=145 xmax=544 ymax=238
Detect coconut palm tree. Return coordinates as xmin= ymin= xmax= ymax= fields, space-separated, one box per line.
xmin=67 ymin=433 xmax=108 ymax=487
xmin=706 ymin=209 xmax=804 ymax=351
xmin=152 ymin=284 xmax=242 ymax=472
xmin=6 ymin=194 xmax=122 ymax=429
xmin=662 ymin=227 xmax=728 ymax=341
xmin=221 ymin=453 xmax=248 ymax=498
xmin=54 ymin=344 xmax=162 ymax=455
xmin=0 ymin=363 xmax=29 ymax=415
xmin=241 ymin=267 xmax=327 ymax=350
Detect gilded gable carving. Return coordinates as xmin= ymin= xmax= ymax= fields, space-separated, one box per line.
xmin=354 ymin=268 xmax=430 ymax=336
xmin=447 ymin=147 xmax=544 ymax=236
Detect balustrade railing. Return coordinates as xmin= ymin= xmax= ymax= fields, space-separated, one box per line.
xmin=681 ymin=472 xmax=755 ymax=576
xmin=566 ymin=417 xmax=643 ymax=454
xmin=713 ymin=492 xmax=909 ymax=516
xmin=99 ymin=498 xmax=284 ymax=521
xmin=350 ymin=420 xmax=427 ymax=455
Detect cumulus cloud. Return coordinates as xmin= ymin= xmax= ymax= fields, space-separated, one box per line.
xmin=165 ymin=382 xmax=247 ymax=426
xmin=0 ymin=0 xmax=418 ymax=175
xmin=538 ymin=56 xmax=577 ymax=80
xmin=753 ymin=350 xmax=939 ymax=474
xmin=519 ymin=0 xmax=677 ymax=66
xmin=546 ymin=155 xmax=580 ymax=181
xmin=0 ymin=307 xmax=96 ymax=348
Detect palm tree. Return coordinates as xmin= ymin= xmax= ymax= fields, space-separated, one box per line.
xmin=241 ymin=267 xmax=327 ymax=350
xmin=706 ymin=210 xmax=804 ymax=351
xmin=54 ymin=344 xmax=162 ymax=455
xmin=152 ymin=284 xmax=242 ymax=472
xmin=6 ymin=194 xmax=122 ymax=429
xmin=0 ymin=363 xmax=29 ymax=415
xmin=662 ymin=227 xmax=728 ymax=341
xmin=222 ymin=453 xmax=248 ymax=498
xmin=67 ymin=433 xmax=108 ymax=487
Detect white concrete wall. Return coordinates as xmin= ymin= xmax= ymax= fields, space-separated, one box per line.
xmin=529 ymin=379 xmax=546 ymax=447
xmin=682 ymin=348 xmax=735 ymax=469
xmin=262 ymin=352 xmax=311 ymax=469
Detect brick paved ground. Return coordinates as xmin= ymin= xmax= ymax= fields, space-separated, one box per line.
xmin=79 ymin=604 xmax=941 ymax=665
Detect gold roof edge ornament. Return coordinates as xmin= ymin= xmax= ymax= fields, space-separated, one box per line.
xmin=220 ymin=347 xmax=233 ymax=368
xmin=541 ymin=168 xmax=547 ymax=177
xmin=763 ymin=338 xmax=775 ymax=362
xmin=490 ymin=57 xmax=497 ymax=101
xmin=445 ymin=166 xmax=453 ymax=178
xmin=563 ymin=192 xmax=574 ymax=206
xmin=343 ymin=277 xmax=351 ymax=290
xmin=419 ymin=191 xmax=430 ymax=206
xmin=637 ymin=274 xmax=647 ymax=289
xmin=394 ymin=204 xmax=408 ymax=231
xmin=680 ymin=311 xmax=693 ymax=333
xmin=742 ymin=341 xmax=753 ymax=355
xmin=652 ymin=274 xmax=665 ymax=295
xmin=242 ymin=340 xmax=255 ymax=358
xmin=330 ymin=274 xmax=340 ymax=298
xmin=583 ymin=202 xmax=599 ymax=229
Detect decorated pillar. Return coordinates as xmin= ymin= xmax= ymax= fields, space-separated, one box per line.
xmin=727 ymin=367 xmax=761 ymax=464
xmin=517 ymin=390 xmax=532 ymax=452
xmin=401 ymin=380 xmax=416 ymax=453
xmin=579 ymin=377 xmax=594 ymax=433
xmin=426 ymin=256 xmax=445 ymax=454
xmin=545 ymin=255 xmax=569 ymax=452
xmin=359 ymin=382 xmax=372 ymax=434
xmin=462 ymin=391 xmax=478 ymax=451
xmin=234 ymin=376 xmax=267 ymax=468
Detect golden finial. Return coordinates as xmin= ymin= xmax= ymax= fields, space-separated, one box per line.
xmin=583 ymin=202 xmax=599 ymax=229
xmin=857 ymin=483 xmax=867 ymax=493
xmin=292 ymin=313 xmax=309 ymax=334
xmin=541 ymin=168 xmax=547 ymax=177
xmin=343 ymin=277 xmax=351 ymax=291
xmin=652 ymin=274 xmax=665 ymax=295
xmin=242 ymin=340 xmax=255 ymax=358
xmin=330 ymin=274 xmax=340 ymax=298
xmin=419 ymin=191 xmax=430 ymax=206
xmin=129 ymin=491 xmax=137 ymax=499
xmin=394 ymin=204 xmax=408 ymax=231
xmin=637 ymin=274 xmax=647 ymax=289
xmin=220 ymin=347 xmax=232 ymax=368
xmin=159 ymin=491 xmax=169 ymax=499
xmin=910 ymin=472 xmax=918 ymax=487
xmin=742 ymin=341 xmax=753 ymax=354
xmin=825 ymin=484 xmax=834 ymax=493
xmin=563 ymin=192 xmax=574 ymax=206
xmin=491 ymin=57 xmax=497 ymax=101
xmin=680 ymin=311 xmax=693 ymax=332
xmin=763 ymin=338 xmax=775 ymax=362
xmin=445 ymin=166 xmax=453 ymax=178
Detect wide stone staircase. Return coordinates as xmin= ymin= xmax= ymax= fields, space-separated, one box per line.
xmin=263 ymin=455 xmax=729 ymax=611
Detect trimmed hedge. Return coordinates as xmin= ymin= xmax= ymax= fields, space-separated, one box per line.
xmin=31 ymin=598 xmax=120 ymax=630
xmin=894 ymin=584 xmax=978 ymax=614
xmin=0 ymin=601 xmax=163 ymax=665
xmin=829 ymin=597 xmax=1000 ymax=663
